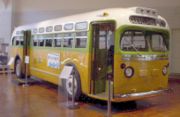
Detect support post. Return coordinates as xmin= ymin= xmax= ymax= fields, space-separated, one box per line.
xmin=23 ymin=56 xmax=29 ymax=87
xmin=59 ymin=66 xmax=79 ymax=109
xmin=107 ymin=73 xmax=112 ymax=117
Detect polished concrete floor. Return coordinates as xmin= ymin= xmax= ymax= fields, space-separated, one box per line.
xmin=0 ymin=73 xmax=180 ymax=117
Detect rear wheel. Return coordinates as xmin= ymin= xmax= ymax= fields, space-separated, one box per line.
xmin=15 ymin=59 xmax=23 ymax=78
xmin=63 ymin=67 xmax=81 ymax=100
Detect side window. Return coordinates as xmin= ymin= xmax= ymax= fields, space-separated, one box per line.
xmin=64 ymin=23 xmax=73 ymax=30
xmin=19 ymin=36 xmax=24 ymax=46
xmin=54 ymin=25 xmax=62 ymax=31
xmin=63 ymin=33 xmax=74 ymax=48
xmin=39 ymin=39 xmax=44 ymax=47
xmin=33 ymin=28 xmax=38 ymax=34
xmin=33 ymin=40 xmax=38 ymax=46
xmin=15 ymin=39 xmax=19 ymax=46
xmin=75 ymin=22 xmax=88 ymax=30
xmin=46 ymin=26 xmax=53 ymax=32
xmin=54 ymin=34 xmax=63 ymax=47
xmin=39 ymin=27 xmax=45 ymax=33
xmin=14 ymin=36 xmax=23 ymax=46
xmin=38 ymin=35 xmax=44 ymax=47
xmin=45 ymin=35 xmax=53 ymax=47
xmin=75 ymin=31 xmax=87 ymax=48
xmin=45 ymin=39 xmax=53 ymax=47
xmin=32 ymin=35 xmax=38 ymax=46
xmin=99 ymin=31 xmax=107 ymax=49
xmin=12 ymin=37 xmax=16 ymax=46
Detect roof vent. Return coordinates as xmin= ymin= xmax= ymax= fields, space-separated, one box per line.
xmin=130 ymin=7 xmax=158 ymax=17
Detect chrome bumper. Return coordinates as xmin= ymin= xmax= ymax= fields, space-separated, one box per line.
xmin=113 ymin=89 xmax=172 ymax=102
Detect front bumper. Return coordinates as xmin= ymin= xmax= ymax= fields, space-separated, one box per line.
xmin=113 ymin=88 xmax=172 ymax=102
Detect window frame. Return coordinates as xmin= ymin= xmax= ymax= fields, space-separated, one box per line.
xmin=63 ymin=32 xmax=74 ymax=48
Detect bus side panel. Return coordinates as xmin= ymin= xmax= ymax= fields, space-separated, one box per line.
xmin=29 ymin=47 xmax=90 ymax=94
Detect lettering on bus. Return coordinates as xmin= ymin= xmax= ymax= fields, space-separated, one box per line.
xmin=47 ymin=53 xmax=60 ymax=69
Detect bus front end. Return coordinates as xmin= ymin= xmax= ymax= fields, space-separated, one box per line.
xmin=113 ymin=8 xmax=170 ymax=102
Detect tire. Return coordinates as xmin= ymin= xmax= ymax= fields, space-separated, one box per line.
xmin=63 ymin=67 xmax=81 ymax=100
xmin=15 ymin=59 xmax=23 ymax=78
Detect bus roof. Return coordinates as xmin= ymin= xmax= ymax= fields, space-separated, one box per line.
xmin=12 ymin=7 xmax=169 ymax=37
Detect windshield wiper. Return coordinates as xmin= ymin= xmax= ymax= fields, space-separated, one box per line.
xmin=130 ymin=44 xmax=141 ymax=56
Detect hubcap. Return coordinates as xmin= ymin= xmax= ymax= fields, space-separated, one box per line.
xmin=16 ymin=62 xmax=21 ymax=77
xmin=66 ymin=75 xmax=78 ymax=96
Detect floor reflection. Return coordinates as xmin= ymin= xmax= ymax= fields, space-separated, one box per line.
xmin=0 ymin=74 xmax=180 ymax=117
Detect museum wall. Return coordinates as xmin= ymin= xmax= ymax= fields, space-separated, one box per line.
xmin=0 ymin=0 xmax=12 ymax=44
xmin=13 ymin=0 xmax=180 ymax=29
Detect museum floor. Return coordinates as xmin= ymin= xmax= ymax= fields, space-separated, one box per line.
xmin=0 ymin=74 xmax=180 ymax=117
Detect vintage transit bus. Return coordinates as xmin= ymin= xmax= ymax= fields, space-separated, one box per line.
xmin=9 ymin=7 xmax=170 ymax=102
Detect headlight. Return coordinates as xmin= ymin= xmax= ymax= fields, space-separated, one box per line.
xmin=124 ymin=66 xmax=134 ymax=78
xmin=162 ymin=66 xmax=168 ymax=75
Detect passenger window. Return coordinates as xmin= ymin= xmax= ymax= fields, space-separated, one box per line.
xmin=19 ymin=36 xmax=23 ymax=46
xmin=55 ymin=39 xmax=62 ymax=47
xmin=20 ymin=40 xmax=24 ymax=46
xmin=75 ymin=38 xmax=87 ymax=48
xmin=45 ymin=39 xmax=53 ymax=47
xmin=37 ymin=35 xmax=45 ymax=47
xmin=44 ymin=34 xmax=53 ymax=47
xmin=46 ymin=26 xmax=53 ymax=32
xmin=75 ymin=22 xmax=88 ymax=30
xmin=63 ymin=33 xmax=74 ymax=48
xmin=64 ymin=23 xmax=73 ymax=30
xmin=32 ymin=35 xmax=38 ymax=46
xmin=54 ymin=25 xmax=62 ymax=31
xmin=99 ymin=31 xmax=107 ymax=49
xmin=33 ymin=40 xmax=38 ymax=46
xmin=14 ymin=36 xmax=23 ymax=46
xmin=16 ymin=40 xmax=20 ymax=46
xmin=39 ymin=40 xmax=44 ymax=47
xmin=54 ymin=34 xmax=63 ymax=47
xmin=12 ymin=37 xmax=16 ymax=45
xmin=33 ymin=28 xmax=38 ymax=34
xmin=39 ymin=27 xmax=45 ymax=33
xmin=75 ymin=32 xmax=87 ymax=48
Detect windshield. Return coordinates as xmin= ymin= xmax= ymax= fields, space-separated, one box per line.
xmin=120 ymin=30 xmax=168 ymax=52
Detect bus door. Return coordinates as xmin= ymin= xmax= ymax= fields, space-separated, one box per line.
xmin=22 ymin=30 xmax=31 ymax=76
xmin=91 ymin=22 xmax=115 ymax=94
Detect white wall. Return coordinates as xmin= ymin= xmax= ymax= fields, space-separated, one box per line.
xmin=13 ymin=0 xmax=180 ymax=29
xmin=0 ymin=0 xmax=12 ymax=43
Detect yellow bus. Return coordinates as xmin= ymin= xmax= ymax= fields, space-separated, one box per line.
xmin=9 ymin=7 xmax=170 ymax=102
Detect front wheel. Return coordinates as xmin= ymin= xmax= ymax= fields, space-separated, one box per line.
xmin=63 ymin=68 xmax=81 ymax=100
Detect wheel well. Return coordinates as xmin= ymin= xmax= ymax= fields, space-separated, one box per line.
xmin=14 ymin=56 xmax=20 ymax=70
